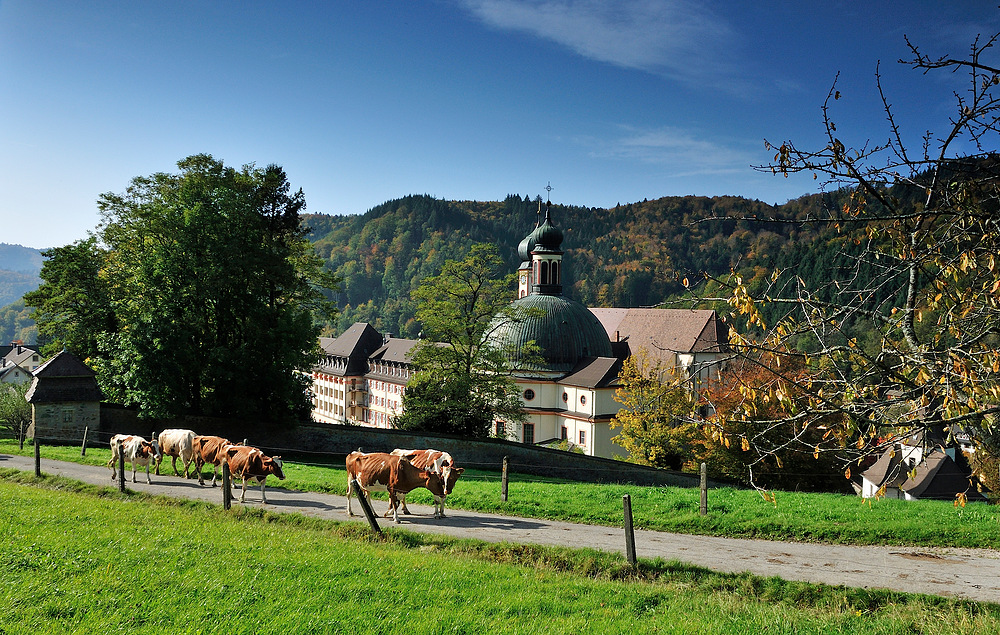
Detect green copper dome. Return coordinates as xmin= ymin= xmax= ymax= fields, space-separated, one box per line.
xmin=490 ymin=293 xmax=613 ymax=375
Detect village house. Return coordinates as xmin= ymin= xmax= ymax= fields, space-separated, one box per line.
xmin=0 ymin=342 xmax=42 ymax=384
xmin=860 ymin=427 xmax=986 ymax=502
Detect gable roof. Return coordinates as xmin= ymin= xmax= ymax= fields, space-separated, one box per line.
xmin=589 ymin=308 xmax=730 ymax=358
xmin=25 ymin=350 xmax=103 ymax=404
xmin=862 ymin=446 xmax=987 ymax=501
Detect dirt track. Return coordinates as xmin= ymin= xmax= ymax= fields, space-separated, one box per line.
xmin=3 ymin=452 xmax=999 ymax=604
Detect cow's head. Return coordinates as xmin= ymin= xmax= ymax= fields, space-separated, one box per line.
xmin=266 ymin=456 xmax=285 ymax=480
xmin=149 ymin=437 xmax=163 ymax=462
xmin=442 ymin=466 xmax=465 ymax=497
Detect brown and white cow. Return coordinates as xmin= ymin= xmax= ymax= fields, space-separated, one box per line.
xmin=108 ymin=434 xmax=162 ymax=484
xmin=154 ymin=428 xmax=197 ymax=478
xmin=192 ymin=435 xmax=239 ymax=486
xmin=390 ymin=448 xmax=464 ymax=518
xmin=345 ymin=451 xmax=447 ymax=523
xmin=222 ymin=445 xmax=285 ymax=504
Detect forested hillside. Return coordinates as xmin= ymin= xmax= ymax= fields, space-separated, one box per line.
xmin=305 ymin=192 xmax=853 ymax=337
xmin=2 ymin=191 xmax=862 ymax=345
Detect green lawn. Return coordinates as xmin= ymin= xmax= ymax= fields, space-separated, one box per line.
xmin=5 ymin=438 xmax=999 ymax=549
xmin=0 ymin=475 xmax=995 ymax=634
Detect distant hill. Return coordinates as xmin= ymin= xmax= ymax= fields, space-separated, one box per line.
xmin=0 ymin=243 xmax=43 ymax=308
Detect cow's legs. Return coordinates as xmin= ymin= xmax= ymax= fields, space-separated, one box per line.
xmin=397 ymin=493 xmax=411 ymax=515
xmin=259 ymin=479 xmax=267 ymax=504
xmin=146 ymin=461 xmax=152 ymax=484
xmin=346 ymin=476 xmax=354 ymax=515
xmin=171 ymin=456 xmax=181 ymax=477
xmin=389 ymin=491 xmax=400 ymax=523
xmin=239 ymin=478 xmax=248 ymax=503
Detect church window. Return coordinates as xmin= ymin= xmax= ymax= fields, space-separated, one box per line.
xmin=523 ymin=389 xmax=535 ymax=401
xmin=523 ymin=423 xmax=535 ymax=444
xmin=561 ymin=426 xmax=567 ymax=440
xmin=580 ymin=395 xmax=587 ymax=406
xmin=562 ymin=392 xmax=568 ymax=403
xmin=540 ymin=261 xmax=549 ymax=284
xmin=579 ymin=430 xmax=586 ymax=446
xmin=551 ymin=261 xmax=559 ymax=284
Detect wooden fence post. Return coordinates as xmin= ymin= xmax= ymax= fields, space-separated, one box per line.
xmin=623 ymin=494 xmax=636 ymax=566
xmin=501 ymin=455 xmax=509 ymax=502
xmin=19 ymin=420 xmax=25 ymax=450
xmin=33 ymin=436 xmax=41 ymax=478
xmin=222 ymin=461 xmax=232 ymax=510
xmin=350 ymin=478 xmax=382 ymax=535
xmin=80 ymin=427 xmax=89 ymax=457
xmin=118 ymin=448 xmax=126 ymax=493
xmin=700 ymin=462 xmax=708 ymax=516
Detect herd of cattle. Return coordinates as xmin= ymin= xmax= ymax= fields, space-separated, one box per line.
xmin=106 ymin=430 xmax=464 ymax=522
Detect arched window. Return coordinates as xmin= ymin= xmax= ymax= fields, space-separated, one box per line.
xmin=540 ymin=261 xmax=549 ymax=284
xmin=551 ymin=261 xmax=559 ymax=284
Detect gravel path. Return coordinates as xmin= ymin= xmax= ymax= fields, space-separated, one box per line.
xmin=4 ymin=452 xmax=1000 ymax=604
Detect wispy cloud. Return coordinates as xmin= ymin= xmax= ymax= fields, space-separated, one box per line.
xmin=456 ymin=0 xmax=740 ymax=87
xmin=582 ymin=125 xmax=757 ymax=176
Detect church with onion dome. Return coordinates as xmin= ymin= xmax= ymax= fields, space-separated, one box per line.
xmin=487 ymin=197 xmax=730 ymax=457
xmin=308 ymin=196 xmax=731 ymax=460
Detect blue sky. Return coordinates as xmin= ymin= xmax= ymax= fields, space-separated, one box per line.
xmin=2 ymin=1 xmax=997 ymax=249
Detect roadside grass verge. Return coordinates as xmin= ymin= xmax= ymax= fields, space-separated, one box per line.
xmin=1 ymin=473 xmax=996 ymax=634
xmin=5 ymin=439 xmax=1000 ymax=549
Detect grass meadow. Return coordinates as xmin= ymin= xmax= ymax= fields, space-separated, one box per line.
xmin=4 ymin=438 xmax=999 ymax=550
xmin=1 ymin=472 xmax=997 ymax=634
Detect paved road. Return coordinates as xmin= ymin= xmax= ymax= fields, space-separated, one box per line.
xmin=4 ymin=453 xmax=1000 ymax=604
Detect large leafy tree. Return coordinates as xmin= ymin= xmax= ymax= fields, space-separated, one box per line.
xmin=698 ymin=33 xmax=1000 ymax=472
xmin=395 ymin=243 xmax=528 ymax=437
xmin=24 ymin=237 xmax=115 ymax=359
xmin=610 ymin=347 xmax=697 ymax=470
xmin=26 ymin=154 xmax=338 ymax=422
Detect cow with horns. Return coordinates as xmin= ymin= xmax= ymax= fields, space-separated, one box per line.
xmin=108 ymin=434 xmax=162 ymax=485
xmin=223 ymin=445 xmax=285 ymax=504
xmin=390 ymin=448 xmax=464 ymax=518
xmin=345 ymin=451 xmax=447 ymax=523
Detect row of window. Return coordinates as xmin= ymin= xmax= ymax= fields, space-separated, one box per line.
xmin=522 ymin=389 xmax=587 ymax=406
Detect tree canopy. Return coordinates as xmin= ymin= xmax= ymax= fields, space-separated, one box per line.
xmin=395 ymin=243 xmax=528 ymax=437
xmin=696 ymin=32 xmax=1000 ymax=478
xmin=26 ymin=154 xmax=338 ymax=422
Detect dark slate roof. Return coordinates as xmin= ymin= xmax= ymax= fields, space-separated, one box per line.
xmin=32 ymin=350 xmax=95 ymax=378
xmin=862 ymin=447 xmax=987 ymax=501
xmin=490 ymin=294 xmax=613 ymax=374
xmin=560 ymin=356 xmax=622 ymax=389
xmin=25 ymin=350 xmax=103 ymax=403
xmin=369 ymin=337 xmax=420 ymax=364
xmin=318 ymin=322 xmax=385 ymax=376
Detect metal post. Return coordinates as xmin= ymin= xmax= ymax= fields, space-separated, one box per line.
xmin=350 ymin=478 xmax=382 ymax=535
xmin=623 ymin=494 xmax=636 ymax=566
xmin=700 ymin=462 xmax=708 ymax=516
xmin=81 ymin=426 xmax=89 ymax=457
xmin=118 ymin=448 xmax=126 ymax=493
xmin=501 ymin=455 xmax=509 ymax=502
xmin=33 ymin=437 xmax=41 ymax=478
